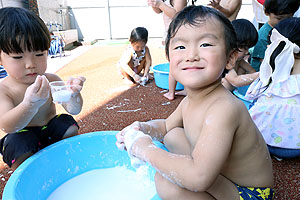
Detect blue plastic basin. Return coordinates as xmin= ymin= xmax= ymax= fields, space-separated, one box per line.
xmin=151 ymin=63 xmax=184 ymax=90
xmin=233 ymin=86 xmax=253 ymax=110
xmin=3 ymin=131 xmax=163 ymax=200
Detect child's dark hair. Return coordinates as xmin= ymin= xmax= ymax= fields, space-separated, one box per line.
xmin=129 ymin=27 xmax=148 ymax=44
xmin=165 ymin=5 xmax=237 ymax=60
xmin=264 ymin=0 xmax=300 ymax=16
xmin=0 ymin=7 xmax=51 ymax=54
xmin=232 ymin=19 xmax=258 ymax=49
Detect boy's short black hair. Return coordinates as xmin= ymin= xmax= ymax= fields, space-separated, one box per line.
xmin=0 ymin=7 xmax=51 ymax=54
xmin=232 ymin=19 xmax=258 ymax=49
xmin=165 ymin=5 xmax=237 ymax=60
xmin=264 ymin=0 xmax=300 ymax=15
xmin=129 ymin=27 xmax=148 ymax=44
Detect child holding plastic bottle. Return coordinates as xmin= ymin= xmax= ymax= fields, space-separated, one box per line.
xmin=116 ymin=5 xmax=274 ymax=200
xmin=246 ymin=17 xmax=300 ymax=159
xmin=222 ymin=19 xmax=259 ymax=92
xmin=0 ymin=7 xmax=85 ymax=169
xmin=118 ymin=27 xmax=152 ymax=85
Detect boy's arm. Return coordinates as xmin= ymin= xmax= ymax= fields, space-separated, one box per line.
xmin=238 ymin=59 xmax=256 ymax=74
xmin=151 ymin=6 xmax=162 ymax=14
xmin=116 ymin=99 xmax=184 ymax=149
xmin=143 ymin=46 xmax=152 ymax=77
xmin=132 ymin=101 xmax=239 ymax=192
xmin=225 ymin=69 xmax=259 ymax=88
xmin=0 ymin=76 xmax=49 ymax=133
xmin=149 ymin=0 xmax=186 ymax=18
xmin=141 ymin=98 xmax=184 ymax=140
xmin=209 ymin=0 xmax=241 ymax=18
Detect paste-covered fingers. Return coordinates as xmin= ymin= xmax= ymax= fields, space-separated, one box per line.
xmin=130 ymin=121 xmax=142 ymax=131
xmin=38 ymin=75 xmax=50 ymax=98
xmin=116 ymin=131 xmax=125 ymax=150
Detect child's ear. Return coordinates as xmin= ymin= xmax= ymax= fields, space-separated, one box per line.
xmin=226 ymin=50 xmax=238 ymax=70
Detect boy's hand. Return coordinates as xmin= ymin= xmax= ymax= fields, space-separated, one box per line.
xmin=147 ymin=0 xmax=163 ymax=7
xmin=124 ymin=129 xmax=152 ymax=157
xmin=209 ymin=0 xmax=221 ymax=9
xmin=116 ymin=121 xmax=142 ymax=150
xmin=23 ymin=75 xmax=50 ymax=108
xmin=67 ymin=76 xmax=86 ymax=95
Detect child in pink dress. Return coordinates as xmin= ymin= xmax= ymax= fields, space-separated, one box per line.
xmin=246 ymin=17 xmax=300 ymax=158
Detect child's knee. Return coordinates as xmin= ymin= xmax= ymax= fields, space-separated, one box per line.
xmin=63 ymin=124 xmax=78 ymax=139
xmin=163 ymin=127 xmax=191 ymax=154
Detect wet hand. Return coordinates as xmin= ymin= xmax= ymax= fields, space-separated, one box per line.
xmin=23 ymin=75 xmax=50 ymax=108
xmin=208 ymin=0 xmax=221 ymax=9
xmin=124 ymin=129 xmax=152 ymax=159
xmin=67 ymin=76 xmax=86 ymax=95
xmin=116 ymin=121 xmax=142 ymax=150
xmin=147 ymin=0 xmax=162 ymax=8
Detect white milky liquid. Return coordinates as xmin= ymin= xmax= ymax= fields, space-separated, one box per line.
xmin=47 ymin=166 xmax=156 ymax=200
xmin=52 ymin=90 xmax=72 ymax=103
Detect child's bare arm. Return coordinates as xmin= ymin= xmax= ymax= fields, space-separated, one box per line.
xmin=238 ymin=59 xmax=256 ymax=74
xmin=132 ymin=101 xmax=238 ymax=192
xmin=143 ymin=46 xmax=152 ymax=77
xmin=62 ymin=76 xmax=85 ymax=115
xmin=116 ymin=99 xmax=184 ymax=149
xmin=209 ymin=0 xmax=241 ymax=18
xmin=225 ymin=68 xmax=259 ymax=88
xmin=0 ymin=75 xmax=49 ymax=133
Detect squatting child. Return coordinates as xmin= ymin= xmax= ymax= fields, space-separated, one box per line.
xmin=116 ymin=5 xmax=274 ymax=200
xmin=0 ymin=7 xmax=85 ymax=169
xmin=117 ymin=27 xmax=152 ymax=85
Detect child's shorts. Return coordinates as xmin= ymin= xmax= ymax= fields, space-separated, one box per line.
xmin=236 ymin=184 xmax=274 ymax=200
xmin=0 ymin=114 xmax=79 ymax=167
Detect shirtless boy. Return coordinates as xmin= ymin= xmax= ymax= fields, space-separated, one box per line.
xmin=116 ymin=5 xmax=274 ymax=200
xmin=0 ymin=7 xmax=85 ymax=169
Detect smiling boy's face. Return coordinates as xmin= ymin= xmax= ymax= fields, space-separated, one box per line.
xmin=168 ymin=18 xmax=230 ymax=89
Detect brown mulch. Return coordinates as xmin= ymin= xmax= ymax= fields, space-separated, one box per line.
xmin=0 ymin=43 xmax=299 ymax=199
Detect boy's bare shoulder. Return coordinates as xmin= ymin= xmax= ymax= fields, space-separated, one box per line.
xmin=0 ymin=78 xmax=12 ymax=97
xmin=207 ymin=90 xmax=247 ymax=121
